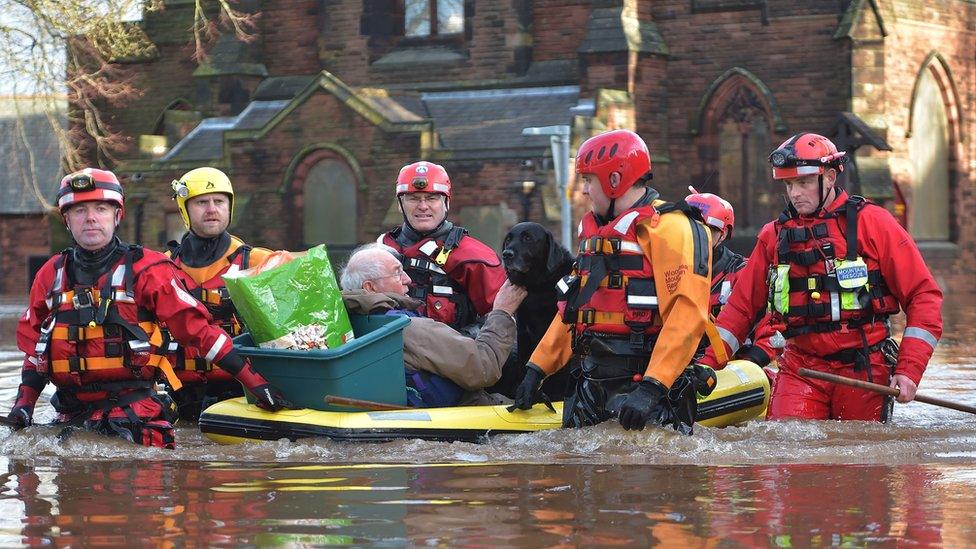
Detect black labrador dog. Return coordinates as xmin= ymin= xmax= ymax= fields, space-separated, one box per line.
xmin=491 ymin=222 xmax=575 ymax=400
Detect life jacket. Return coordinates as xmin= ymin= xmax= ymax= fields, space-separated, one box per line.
xmin=709 ymin=246 xmax=747 ymax=318
xmin=767 ymin=195 xmax=900 ymax=339
xmin=381 ymin=224 xmax=480 ymax=330
xmin=167 ymin=235 xmax=256 ymax=336
xmin=32 ymin=246 xmax=182 ymax=401
xmin=557 ymin=196 xmax=705 ymax=354
xmin=164 ymin=235 xmax=265 ymax=381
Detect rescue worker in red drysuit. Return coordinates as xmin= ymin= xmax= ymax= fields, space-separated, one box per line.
xmin=685 ymin=189 xmax=780 ymax=376
xmin=7 ymin=168 xmax=290 ymax=448
xmin=511 ymin=130 xmax=721 ymax=432
xmin=379 ymin=161 xmax=506 ymax=334
xmin=164 ymin=167 xmax=274 ymax=421
xmin=698 ymin=133 xmax=943 ymax=421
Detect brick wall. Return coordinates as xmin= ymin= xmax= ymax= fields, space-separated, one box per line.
xmin=48 ymin=0 xmax=976 ymax=298
xmin=875 ymin=0 xmax=975 ymax=294
xmin=0 ymin=214 xmax=52 ymax=295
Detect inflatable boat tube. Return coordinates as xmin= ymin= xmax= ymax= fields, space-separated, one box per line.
xmin=199 ymin=360 xmax=769 ymax=444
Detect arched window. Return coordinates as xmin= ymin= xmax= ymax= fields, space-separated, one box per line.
xmin=301 ymin=157 xmax=359 ymax=249
xmin=697 ymin=71 xmax=780 ymax=241
xmin=908 ymin=67 xmax=951 ymax=241
xmin=716 ymin=101 xmax=775 ymax=234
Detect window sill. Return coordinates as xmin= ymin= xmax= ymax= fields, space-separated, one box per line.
xmin=917 ymin=240 xmax=959 ymax=260
xmin=371 ymin=45 xmax=467 ymax=70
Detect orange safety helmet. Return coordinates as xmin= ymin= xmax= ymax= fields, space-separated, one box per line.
xmin=56 ymin=168 xmax=125 ymax=218
xmin=768 ymin=133 xmax=847 ymax=180
xmin=395 ymin=161 xmax=452 ymax=197
xmin=686 ymin=187 xmax=735 ymax=240
xmin=575 ymin=129 xmax=652 ymax=199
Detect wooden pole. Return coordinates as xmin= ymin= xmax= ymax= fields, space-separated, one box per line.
xmin=798 ymin=367 xmax=976 ymax=415
xmin=324 ymin=395 xmax=411 ymax=411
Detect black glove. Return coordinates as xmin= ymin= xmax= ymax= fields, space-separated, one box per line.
xmin=227 ymin=356 xmax=294 ymax=412
xmin=250 ymin=383 xmax=292 ymax=412
xmin=510 ymin=363 xmax=546 ymax=411
xmin=618 ymin=377 xmax=668 ymax=431
xmin=691 ymin=364 xmax=717 ymax=397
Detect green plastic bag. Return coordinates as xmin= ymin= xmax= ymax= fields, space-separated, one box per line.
xmin=223 ymin=244 xmax=354 ymax=350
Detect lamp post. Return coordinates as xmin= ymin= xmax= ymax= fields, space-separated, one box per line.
xmin=519 ymin=180 xmax=536 ymax=221
xmin=521 ymin=125 xmax=572 ymax=248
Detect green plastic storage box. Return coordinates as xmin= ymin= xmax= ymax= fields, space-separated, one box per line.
xmin=233 ymin=314 xmax=410 ymax=411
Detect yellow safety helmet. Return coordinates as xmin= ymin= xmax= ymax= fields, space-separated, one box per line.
xmin=171 ymin=167 xmax=234 ymax=229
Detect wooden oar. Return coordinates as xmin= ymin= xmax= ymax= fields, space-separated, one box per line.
xmin=798 ymin=368 xmax=976 ymax=415
xmin=324 ymin=395 xmax=411 ymax=411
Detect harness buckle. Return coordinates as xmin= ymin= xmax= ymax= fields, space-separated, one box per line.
xmin=72 ymin=290 xmax=94 ymax=309
xmin=434 ymin=247 xmax=451 ymax=266
xmin=67 ymin=356 xmax=85 ymax=373
xmin=607 ymin=273 xmax=624 ymax=289
xmin=579 ymin=309 xmax=596 ymax=325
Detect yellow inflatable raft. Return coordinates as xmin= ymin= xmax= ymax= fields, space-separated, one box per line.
xmin=199 ymin=360 xmax=769 ymax=444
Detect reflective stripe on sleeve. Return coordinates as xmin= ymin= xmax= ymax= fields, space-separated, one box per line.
xmin=717 ymin=326 xmax=741 ymax=354
xmin=904 ymin=327 xmax=939 ymax=349
xmin=205 ymin=334 xmax=227 ymax=362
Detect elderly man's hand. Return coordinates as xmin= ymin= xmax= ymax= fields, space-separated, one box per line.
xmin=492 ymin=280 xmax=527 ymax=316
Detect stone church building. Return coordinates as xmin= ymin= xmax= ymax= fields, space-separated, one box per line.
xmin=1 ymin=0 xmax=973 ymax=298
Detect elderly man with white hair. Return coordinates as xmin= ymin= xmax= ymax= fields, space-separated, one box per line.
xmin=340 ymin=243 xmax=526 ymax=407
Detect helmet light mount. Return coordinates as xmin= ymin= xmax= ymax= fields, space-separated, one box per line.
xmin=171 ymin=179 xmax=190 ymax=199
xmin=68 ymin=173 xmax=96 ymax=192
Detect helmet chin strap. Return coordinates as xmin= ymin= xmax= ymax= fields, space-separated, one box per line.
xmin=595 ymin=197 xmax=617 ymax=226
xmin=813 ymin=173 xmax=833 ymax=214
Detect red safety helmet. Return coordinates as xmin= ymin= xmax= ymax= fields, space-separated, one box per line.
xmin=56 ymin=168 xmax=125 ymax=218
xmin=686 ymin=187 xmax=735 ymax=239
xmin=395 ymin=161 xmax=452 ymax=198
xmin=575 ymin=129 xmax=652 ymax=199
xmin=768 ymin=133 xmax=847 ymax=180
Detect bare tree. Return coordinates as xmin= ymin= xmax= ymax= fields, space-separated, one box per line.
xmin=0 ymin=0 xmax=257 ymax=210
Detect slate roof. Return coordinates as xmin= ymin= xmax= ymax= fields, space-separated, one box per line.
xmin=160 ymin=72 xmax=581 ymax=164
xmin=420 ymin=86 xmax=580 ymax=152
xmin=161 ymin=100 xmax=290 ymax=162
xmin=0 ymin=101 xmax=64 ymax=214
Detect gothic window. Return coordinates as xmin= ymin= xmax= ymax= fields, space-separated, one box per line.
xmin=709 ymin=86 xmax=775 ymax=236
xmin=361 ymin=0 xmax=465 ymax=39
xmin=302 ymin=158 xmax=359 ymax=248
xmin=405 ymin=0 xmax=464 ymax=37
xmin=908 ymin=68 xmax=951 ymax=241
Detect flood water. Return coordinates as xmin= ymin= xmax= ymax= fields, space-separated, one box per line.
xmin=1 ymin=295 xmax=974 ymax=546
